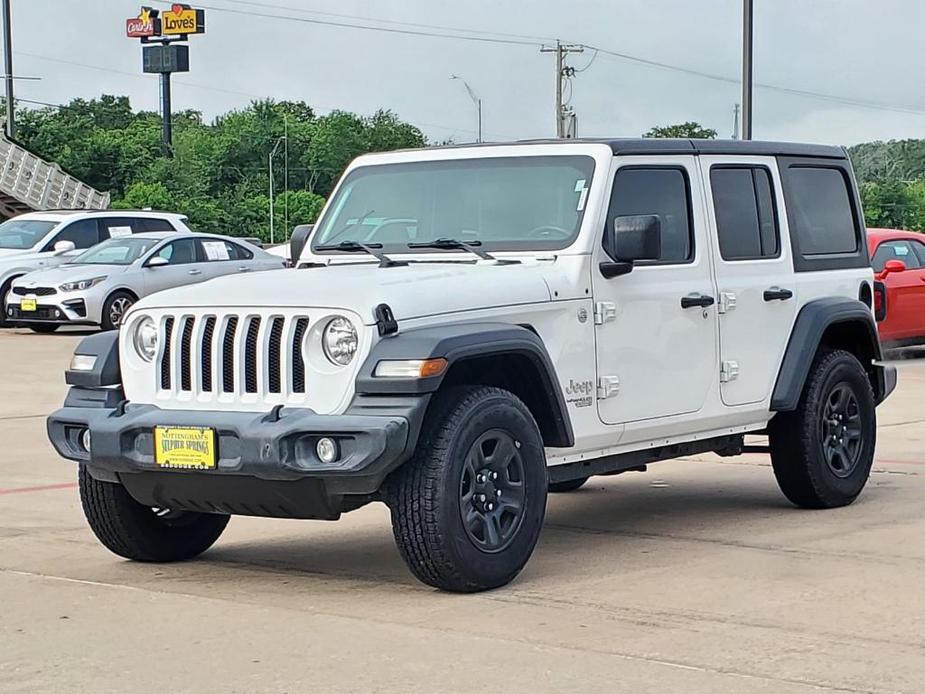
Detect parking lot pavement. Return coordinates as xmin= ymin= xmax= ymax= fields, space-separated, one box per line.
xmin=2 ymin=329 xmax=925 ymax=694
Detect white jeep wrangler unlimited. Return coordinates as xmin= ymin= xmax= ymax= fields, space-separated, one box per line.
xmin=49 ymin=139 xmax=896 ymax=592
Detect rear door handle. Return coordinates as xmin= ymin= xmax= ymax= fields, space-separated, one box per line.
xmin=681 ymin=293 xmax=715 ymax=309
xmin=188 ymin=269 xmax=202 ymax=276
xmin=237 ymin=266 xmax=251 ymax=273
xmin=763 ymin=287 xmax=793 ymax=301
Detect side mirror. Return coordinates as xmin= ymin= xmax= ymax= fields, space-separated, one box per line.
xmin=146 ymin=256 xmax=169 ymax=268
xmin=600 ymin=215 xmax=661 ymax=279
xmin=880 ymin=259 xmax=907 ymax=278
xmin=53 ymin=240 xmax=76 ymax=256
xmin=289 ymin=224 xmax=314 ymax=266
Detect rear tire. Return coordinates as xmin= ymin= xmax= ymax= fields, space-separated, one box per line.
xmin=78 ymin=465 xmax=229 ymax=562
xmin=100 ymin=291 xmax=135 ymax=331
xmin=548 ymin=477 xmax=589 ymax=493
xmin=388 ymin=386 xmax=548 ymax=592
xmin=769 ymin=349 xmax=876 ymax=509
xmin=28 ymin=324 xmax=59 ymax=334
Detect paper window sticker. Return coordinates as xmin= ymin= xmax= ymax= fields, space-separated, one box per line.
xmin=202 ymin=241 xmax=230 ymax=260
xmin=108 ymin=226 xmax=132 ymax=238
xmin=574 ymin=179 xmax=589 ymax=211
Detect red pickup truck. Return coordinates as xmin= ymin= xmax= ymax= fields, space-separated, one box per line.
xmin=868 ymin=228 xmax=925 ymax=347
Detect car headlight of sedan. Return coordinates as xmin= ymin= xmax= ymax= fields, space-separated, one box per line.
xmin=132 ymin=316 xmax=158 ymax=362
xmin=59 ymin=276 xmax=107 ymax=292
xmin=322 ymin=316 xmax=358 ymax=366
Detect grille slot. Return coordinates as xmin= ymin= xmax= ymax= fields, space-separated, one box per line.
xmin=268 ymin=317 xmax=284 ymax=393
xmin=222 ymin=317 xmax=238 ymax=393
xmin=291 ymin=318 xmax=308 ymax=393
xmin=160 ymin=317 xmax=175 ymax=390
xmin=201 ymin=317 xmax=216 ymax=392
xmin=179 ymin=317 xmax=195 ymax=391
xmin=244 ymin=317 xmax=261 ymax=394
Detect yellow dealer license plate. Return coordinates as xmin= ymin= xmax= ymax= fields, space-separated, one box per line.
xmin=20 ymin=298 xmax=37 ymax=312
xmin=154 ymin=426 xmax=216 ymax=470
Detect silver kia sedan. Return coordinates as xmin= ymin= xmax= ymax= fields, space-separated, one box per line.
xmin=6 ymin=232 xmax=284 ymax=331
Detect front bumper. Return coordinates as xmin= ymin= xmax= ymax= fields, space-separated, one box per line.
xmin=6 ymin=295 xmax=95 ymax=325
xmin=48 ymin=387 xmax=429 ymax=519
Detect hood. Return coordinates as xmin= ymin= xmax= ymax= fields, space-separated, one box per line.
xmin=11 ymin=263 xmax=124 ymax=286
xmin=135 ymin=260 xmax=555 ymax=323
xmin=0 ymin=248 xmax=47 ymax=264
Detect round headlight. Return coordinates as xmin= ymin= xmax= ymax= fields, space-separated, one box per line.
xmin=132 ymin=316 xmax=158 ymax=362
xmin=322 ymin=316 xmax=358 ymax=366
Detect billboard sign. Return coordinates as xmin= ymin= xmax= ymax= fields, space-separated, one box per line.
xmin=161 ymin=4 xmax=206 ymax=36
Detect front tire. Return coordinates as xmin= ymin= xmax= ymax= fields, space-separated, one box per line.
xmin=101 ymin=291 xmax=135 ymax=331
xmin=388 ymin=386 xmax=548 ymax=592
xmin=78 ymin=465 xmax=229 ymax=561
xmin=769 ymin=349 xmax=876 ymax=509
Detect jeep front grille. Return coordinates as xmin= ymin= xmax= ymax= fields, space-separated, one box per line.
xmin=157 ymin=313 xmax=309 ymax=399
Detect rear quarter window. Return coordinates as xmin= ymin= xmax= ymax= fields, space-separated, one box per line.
xmin=779 ymin=158 xmax=868 ymax=272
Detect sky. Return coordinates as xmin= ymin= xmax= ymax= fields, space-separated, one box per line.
xmin=8 ymin=0 xmax=925 ymax=147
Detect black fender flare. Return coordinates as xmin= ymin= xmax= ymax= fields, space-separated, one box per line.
xmin=355 ymin=322 xmax=574 ymax=447
xmin=771 ymin=297 xmax=888 ymax=411
xmin=65 ymin=330 xmax=121 ymax=388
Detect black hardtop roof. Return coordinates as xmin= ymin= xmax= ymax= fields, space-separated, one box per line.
xmin=513 ymin=138 xmax=847 ymax=159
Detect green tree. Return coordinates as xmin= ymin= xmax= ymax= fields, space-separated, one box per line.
xmin=643 ymin=122 xmax=717 ymax=139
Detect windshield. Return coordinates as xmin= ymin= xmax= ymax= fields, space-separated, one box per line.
xmin=69 ymin=237 xmax=159 ymax=265
xmin=312 ymin=156 xmax=596 ymax=253
xmin=0 ymin=219 xmax=58 ymax=250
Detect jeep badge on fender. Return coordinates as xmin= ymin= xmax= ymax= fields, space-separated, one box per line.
xmin=48 ymin=138 xmax=896 ymax=592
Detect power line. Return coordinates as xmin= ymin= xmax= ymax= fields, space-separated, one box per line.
xmin=200 ymin=0 xmax=557 ymax=43
xmin=146 ymin=0 xmax=541 ymax=47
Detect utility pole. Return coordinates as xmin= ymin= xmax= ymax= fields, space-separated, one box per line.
xmin=741 ymin=0 xmax=754 ymax=140
xmin=540 ymin=41 xmax=584 ymax=138
xmin=2 ymin=0 xmax=14 ymax=138
xmin=732 ymin=103 xmax=741 ymax=140
xmin=268 ymin=135 xmax=286 ymax=245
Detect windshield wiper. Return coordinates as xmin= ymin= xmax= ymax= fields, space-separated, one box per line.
xmin=314 ymin=240 xmax=407 ymax=268
xmin=406 ymin=238 xmax=518 ymax=264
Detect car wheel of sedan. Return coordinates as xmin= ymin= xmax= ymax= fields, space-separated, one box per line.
xmin=0 ymin=278 xmax=15 ymax=328
xmin=101 ymin=291 xmax=135 ymax=331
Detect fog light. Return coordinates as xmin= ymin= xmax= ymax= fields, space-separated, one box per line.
xmin=316 ymin=437 xmax=339 ymax=464
xmin=81 ymin=428 xmax=91 ymax=453
xmin=54 ymin=309 xmax=61 ymax=318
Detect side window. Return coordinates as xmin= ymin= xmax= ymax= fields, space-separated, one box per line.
xmin=911 ymin=240 xmax=925 ymax=267
xmin=153 ymin=238 xmax=199 ymax=265
xmin=99 ymin=217 xmax=140 ymax=240
xmin=47 ymin=219 xmax=101 ymax=250
xmin=711 ymin=167 xmax=779 ymax=260
xmin=786 ymin=167 xmax=858 ymax=256
xmin=137 ymin=217 xmax=177 ymax=232
xmin=607 ymin=167 xmax=693 ymax=263
xmin=872 ymin=240 xmax=922 ymax=271
xmin=199 ymin=239 xmax=251 ymax=261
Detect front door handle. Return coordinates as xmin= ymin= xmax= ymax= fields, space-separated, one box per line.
xmin=237 ymin=266 xmax=251 ymax=273
xmin=681 ymin=293 xmax=715 ymax=309
xmin=763 ymin=287 xmax=793 ymax=301
xmin=188 ymin=269 xmax=202 ymax=276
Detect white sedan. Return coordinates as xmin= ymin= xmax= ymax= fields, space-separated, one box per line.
xmin=6 ymin=232 xmax=285 ymax=331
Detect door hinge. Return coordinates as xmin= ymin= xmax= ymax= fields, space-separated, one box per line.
xmin=597 ymin=375 xmax=620 ymax=399
xmin=720 ymin=360 xmax=740 ymax=383
xmin=718 ymin=292 xmax=737 ymax=314
xmin=594 ymin=301 xmax=617 ymax=325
